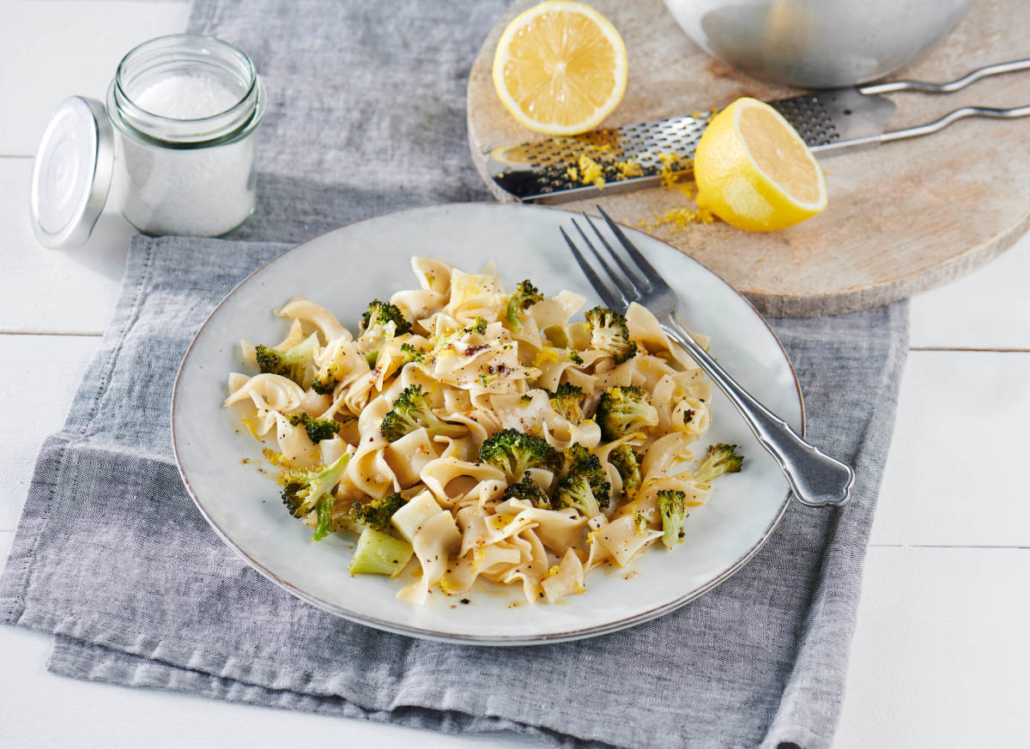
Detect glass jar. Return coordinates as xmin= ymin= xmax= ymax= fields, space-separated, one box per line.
xmin=106 ymin=35 xmax=266 ymax=237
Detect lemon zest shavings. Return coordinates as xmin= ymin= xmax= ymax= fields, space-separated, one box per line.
xmin=577 ymin=154 xmax=605 ymax=189
xmin=241 ymin=417 xmax=263 ymax=442
xmin=558 ymin=140 xmax=715 ymax=235
xmin=532 ymin=346 xmax=562 ymax=367
xmin=637 ymin=207 xmax=716 ymax=234
xmin=614 ymin=160 xmax=643 ymax=179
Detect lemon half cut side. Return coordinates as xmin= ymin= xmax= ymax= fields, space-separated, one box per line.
xmin=694 ymin=97 xmax=828 ymax=232
xmin=492 ymin=1 xmax=628 ymax=136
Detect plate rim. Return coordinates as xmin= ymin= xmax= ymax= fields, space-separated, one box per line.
xmin=170 ymin=202 xmax=805 ymax=646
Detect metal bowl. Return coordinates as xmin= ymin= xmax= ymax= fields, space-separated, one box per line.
xmin=662 ymin=0 xmax=973 ymax=88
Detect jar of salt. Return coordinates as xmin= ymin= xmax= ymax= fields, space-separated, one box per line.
xmin=30 ymin=35 xmax=266 ymax=247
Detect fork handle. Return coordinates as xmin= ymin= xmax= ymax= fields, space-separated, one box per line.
xmin=662 ymin=316 xmax=855 ymax=508
xmin=859 ymin=58 xmax=1030 ymax=95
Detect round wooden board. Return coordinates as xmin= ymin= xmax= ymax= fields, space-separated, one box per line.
xmin=467 ymin=0 xmax=1030 ymax=317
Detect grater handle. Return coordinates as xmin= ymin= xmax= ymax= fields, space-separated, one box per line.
xmin=859 ymin=58 xmax=1030 ymax=95
xmin=814 ymin=104 xmax=1030 ymax=153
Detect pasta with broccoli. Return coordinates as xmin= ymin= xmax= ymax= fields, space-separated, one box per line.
xmin=223 ymin=257 xmax=743 ymax=605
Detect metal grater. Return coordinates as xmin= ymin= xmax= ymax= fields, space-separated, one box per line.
xmin=483 ymin=58 xmax=1030 ymax=204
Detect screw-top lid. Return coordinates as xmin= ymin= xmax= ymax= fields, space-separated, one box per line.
xmin=30 ymin=96 xmax=114 ymax=248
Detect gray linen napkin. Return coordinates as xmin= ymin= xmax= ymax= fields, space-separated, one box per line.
xmin=0 ymin=0 xmax=911 ymax=747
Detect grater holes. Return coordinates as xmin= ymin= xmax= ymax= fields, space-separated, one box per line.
xmin=771 ymin=95 xmax=840 ymax=146
xmin=493 ymin=113 xmax=708 ymax=198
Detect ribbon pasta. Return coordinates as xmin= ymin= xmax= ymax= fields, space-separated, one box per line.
xmin=224 ymin=257 xmax=730 ymax=605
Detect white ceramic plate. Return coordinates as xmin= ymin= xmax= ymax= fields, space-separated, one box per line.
xmin=172 ymin=203 xmax=803 ymax=645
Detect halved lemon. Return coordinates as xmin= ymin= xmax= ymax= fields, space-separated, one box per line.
xmin=492 ymin=1 xmax=628 ymax=136
xmin=694 ymin=98 xmax=827 ymax=232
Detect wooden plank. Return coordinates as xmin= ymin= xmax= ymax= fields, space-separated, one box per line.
xmin=467 ymin=0 xmax=1030 ymax=317
xmin=0 ymin=335 xmax=98 ymax=530
xmin=0 ymin=0 xmax=191 ymax=156
xmin=0 ymin=158 xmax=132 ymax=334
xmin=870 ymin=350 xmax=1030 ymax=547
xmin=910 ymin=231 xmax=1030 ymax=350
xmin=836 ymin=546 xmax=1030 ymax=749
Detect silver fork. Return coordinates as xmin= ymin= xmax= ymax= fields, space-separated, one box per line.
xmin=562 ymin=206 xmax=854 ymax=508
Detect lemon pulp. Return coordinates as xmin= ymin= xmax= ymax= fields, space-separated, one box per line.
xmin=493 ymin=1 xmax=627 ymax=136
xmin=694 ymin=97 xmax=827 ymax=232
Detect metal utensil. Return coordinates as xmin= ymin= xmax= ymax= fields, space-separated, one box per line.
xmin=487 ymin=58 xmax=1030 ymax=204
xmin=561 ymin=205 xmax=855 ymax=508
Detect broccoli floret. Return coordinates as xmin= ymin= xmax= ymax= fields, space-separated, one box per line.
xmin=360 ymin=300 xmax=411 ymax=337
xmin=311 ymin=339 xmax=355 ymax=394
xmin=694 ymin=443 xmax=744 ymax=483
xmin=280 ymin=453 xmax=351 ymax=519
xmin=595 ymin=385 xmax=659 ymax=441
xmin=553 ymin=473 xmax=604 ymax=518
xmin=548 ymin=382 xmax=584 ymax=422
xmin=400 ymin=342 xmax=424 ymax=364
xmin=635 ymin=512 xmax=649 ymax=534
xmin=312 ymin=494 xmax=335 ymax=541
xmin=657 ymin=489 xmax=688 ymax=549
xmin=380 ymin=384 xmax=466 ymax=442
xmin=288 ymin=412 xmax=341 ymax=443
xmin=563 ymin=443 xmax=611 ymax=508
xmin=609 ymin=444 xmax=642 ymax=498
xmin=506 ymin=280 xmax=543 ymax=332
xmin=255 ymin=332 xmax=320 ymax=386
xmin=563 ymin=442 xmax=593 ymax=471
xmin=431 ymin=317 xmax=488 ymax=352
xmin=349 ymin=493 xmax=406 ymax=534
xmin=585 ymin=306 xmax=636 ymax=364
xmin=568 ymin=350 xmax=584 ymax=365
xmin=479 ymin=428 xmax=560 ymax=483
xmin=311 ymin=376 xmax=337 ymax=395
xmin=502 ymin=471 xmax=551 ymax=510
xmin=464 ymin=316 xmax=488 ymax=336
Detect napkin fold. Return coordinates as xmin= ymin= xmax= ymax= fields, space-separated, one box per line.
xmin=1 ymin=0 xmax=910 ymax=747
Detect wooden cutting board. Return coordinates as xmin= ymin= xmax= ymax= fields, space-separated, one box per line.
xmin=467 ymin=0 xmax=1030 ymax=317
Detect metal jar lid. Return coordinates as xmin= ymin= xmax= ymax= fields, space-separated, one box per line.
xmin=30 ymin=96 xmax=114 ymax=249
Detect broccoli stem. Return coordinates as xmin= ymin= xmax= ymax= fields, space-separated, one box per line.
xmin=312 ymin=494 xmax=334 ymax=541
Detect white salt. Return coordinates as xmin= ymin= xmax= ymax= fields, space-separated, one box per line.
xmin=115 ymin=74 xmax=257 ymax=237
xmin=133 ymin=74 xmax=242 ymax=119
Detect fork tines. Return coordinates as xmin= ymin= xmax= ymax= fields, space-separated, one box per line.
xmin=561 ymin=205 xmax=659 ymax=311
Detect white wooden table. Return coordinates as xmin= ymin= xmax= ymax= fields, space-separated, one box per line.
xmin=1 ymin=3 xmax=1027 ymax=747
